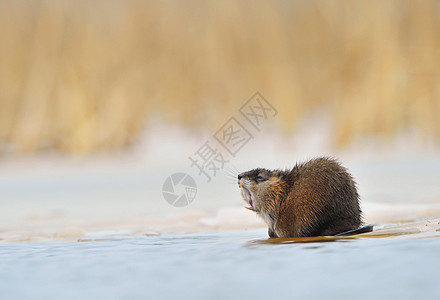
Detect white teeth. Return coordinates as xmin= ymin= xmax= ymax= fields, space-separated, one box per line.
xmin=241 ymin=185 xmax=255 ymax=211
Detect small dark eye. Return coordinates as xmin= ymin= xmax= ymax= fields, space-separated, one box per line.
xmin=257 ymin=175 xmax=265 ymax=182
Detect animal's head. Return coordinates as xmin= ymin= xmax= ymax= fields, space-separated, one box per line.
xmin=237 ymin=168 xmax=286 ymax=213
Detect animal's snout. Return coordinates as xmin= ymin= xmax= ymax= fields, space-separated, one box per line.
xmin=237 ymin=174 xmax=243 ymax=188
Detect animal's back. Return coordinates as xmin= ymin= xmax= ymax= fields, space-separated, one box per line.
xmin=277 ymin=158 xmax=362 ymax=237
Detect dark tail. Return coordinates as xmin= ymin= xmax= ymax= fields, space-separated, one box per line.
xmin=335 ymin=224 xmax=374 ymax=236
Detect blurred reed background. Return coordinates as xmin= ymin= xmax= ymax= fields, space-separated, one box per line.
xmin=0 ymin=0 xmax=439 ymax=155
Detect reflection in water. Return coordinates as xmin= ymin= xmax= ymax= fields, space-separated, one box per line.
xmin=250 ymin=218 xmax=440 ymax=244
xmin=1 ymin=227 xmax=440 ymax=300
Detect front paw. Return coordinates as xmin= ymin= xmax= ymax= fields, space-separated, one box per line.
xmin=268 ymin=228 xmax=277 ymax=238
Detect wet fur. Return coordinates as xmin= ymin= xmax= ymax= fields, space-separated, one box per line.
xmin=238 ymin=157 xmax=362 ymax=238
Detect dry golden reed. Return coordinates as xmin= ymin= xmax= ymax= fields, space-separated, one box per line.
xmin=0 ymin=0 xmax=439 ymax=154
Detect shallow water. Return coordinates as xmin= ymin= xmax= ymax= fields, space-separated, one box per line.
xmin=1 ymin=229 xmax=440 ymax=300
xmin=0 ymin=135 xmax=439 ymax=299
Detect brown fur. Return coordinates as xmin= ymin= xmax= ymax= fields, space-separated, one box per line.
xmin=238 ymin=157 xmax=362 ymax=238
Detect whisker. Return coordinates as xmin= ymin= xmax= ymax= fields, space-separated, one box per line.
xmin=227 ymin=180 xmax=237 ymax=185
xmin=224 ymin=168 xmax=239 ymax=179
xmin=223 ymin=174 xmax=237 ymax=182
xmin=224 ymin=171 xmax=237 ymax=178
xmin=230 ymin=164 xmax=241 ymax=175
xmin=227 ymin=181 xmax=237 ymax=185
xmin=224 ymin=177 xmax=238 ymax=183
xmin=222 ymin=171 xmax=240 ymax=185
xmin=225 ymin=165 xmax=238 ymax=175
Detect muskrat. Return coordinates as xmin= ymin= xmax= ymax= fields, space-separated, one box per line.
xmin=238 ymin=157 xmax=366 ymax=238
